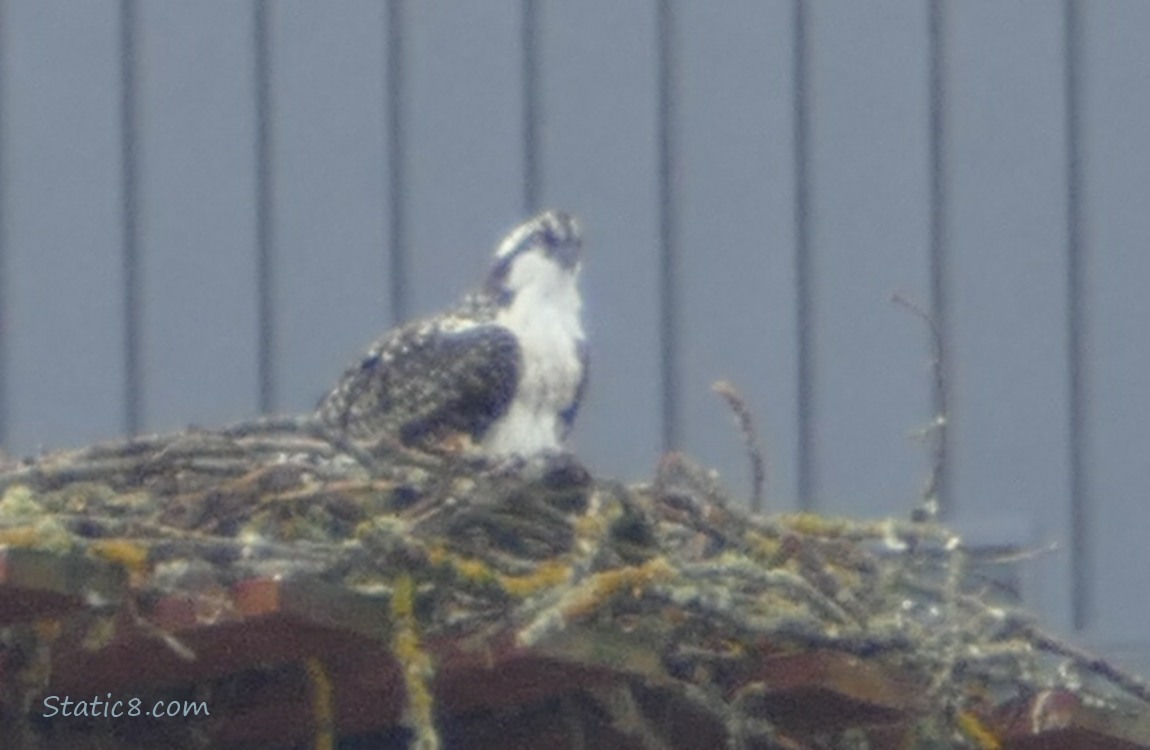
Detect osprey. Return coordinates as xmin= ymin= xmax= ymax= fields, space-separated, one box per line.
xmin=317 ymin=210 xmax=588 ymax=458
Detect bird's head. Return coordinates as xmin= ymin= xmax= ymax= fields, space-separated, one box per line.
xmin=485 ymin=210 xmax=582 ymax=306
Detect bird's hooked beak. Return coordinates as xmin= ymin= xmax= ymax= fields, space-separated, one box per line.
xmin=494 ymin=210 xmax=581 ymax=269
xmin=487 ymin=210 xmax=583 ymax=299
xmin=535 ymin=210 xmax=582 ymax=271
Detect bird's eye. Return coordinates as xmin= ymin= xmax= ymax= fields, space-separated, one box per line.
xmin=545 ymin=220 xmax=572 ymax=248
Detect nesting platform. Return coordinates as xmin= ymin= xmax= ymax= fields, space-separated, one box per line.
xmin=0 ymin=420 xmax=1146 ymax=749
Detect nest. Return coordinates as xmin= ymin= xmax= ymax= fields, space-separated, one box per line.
xmin=0 ymin=418 xmax=1147 ymax=749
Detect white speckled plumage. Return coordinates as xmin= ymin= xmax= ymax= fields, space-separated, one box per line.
xmin=317 ymin=210 xmax=587 ymax=457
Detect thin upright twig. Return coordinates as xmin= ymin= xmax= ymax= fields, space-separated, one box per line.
xmin=891 ymin=292 xmax=947 ymax=520
xmin=712 ymin=380 xmax=767 ymax=513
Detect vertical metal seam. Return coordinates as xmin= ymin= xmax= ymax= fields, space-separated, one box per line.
xmin=253 ymin=0 xmax=275 ymax=414
xmin=522 ymin=0 xmax=540 ymax=214
xmin=387 ymin=0 xmax=407 ymax=325
xmin=657 ymin=0 xmax=680 ymax=452
xmin=792 ymin=0 xmax=815 ymax=510
xmin=0 ymin=0 xmax=8 ymax=446
xmin=120 ymin=0 xmax=142 ymax=435
xmin=1064 ymin=0 xmax=1089 ymax=632
xmin=927 ymin=0 xmax=951 ymax=518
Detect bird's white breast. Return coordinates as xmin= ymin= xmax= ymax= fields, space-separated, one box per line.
xmin=482 ymin=271 xmax=584 ymax=456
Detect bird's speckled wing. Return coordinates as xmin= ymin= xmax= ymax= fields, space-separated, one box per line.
xmin=317 ymin=320 xmax=520 ymax=449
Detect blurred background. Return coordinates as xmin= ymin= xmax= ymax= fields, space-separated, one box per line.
xmin=0 ymin=1 xmax=1147 ymax=673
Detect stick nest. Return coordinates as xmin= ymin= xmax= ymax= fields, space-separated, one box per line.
xmin=0 ymin=418 xmax=1145 ymax=749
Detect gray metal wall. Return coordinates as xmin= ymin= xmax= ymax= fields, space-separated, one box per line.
xmin=0 ymin=1 xmax=1147 ymax=674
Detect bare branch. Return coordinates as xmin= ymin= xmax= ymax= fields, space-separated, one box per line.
xmin=712 ymin=380 xmax=767 ymax=513
xmin=891 ymin=292 xmax=947 ymax=520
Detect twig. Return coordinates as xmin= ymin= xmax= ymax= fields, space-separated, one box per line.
xmin=1020 ymin=624 xmax=1150 ymax=705
xmin=712 ymin=380 xmax=767 ymax=513
xmin=891 ymin=292 xmax=947 ymax=520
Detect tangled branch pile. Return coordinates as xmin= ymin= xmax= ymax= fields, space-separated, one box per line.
xmin=0 ymin=418 xmax=1146 ymax=749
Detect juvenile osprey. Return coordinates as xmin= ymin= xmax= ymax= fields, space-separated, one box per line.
xmin=317 ymin=210 xmax=588 ymax=458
